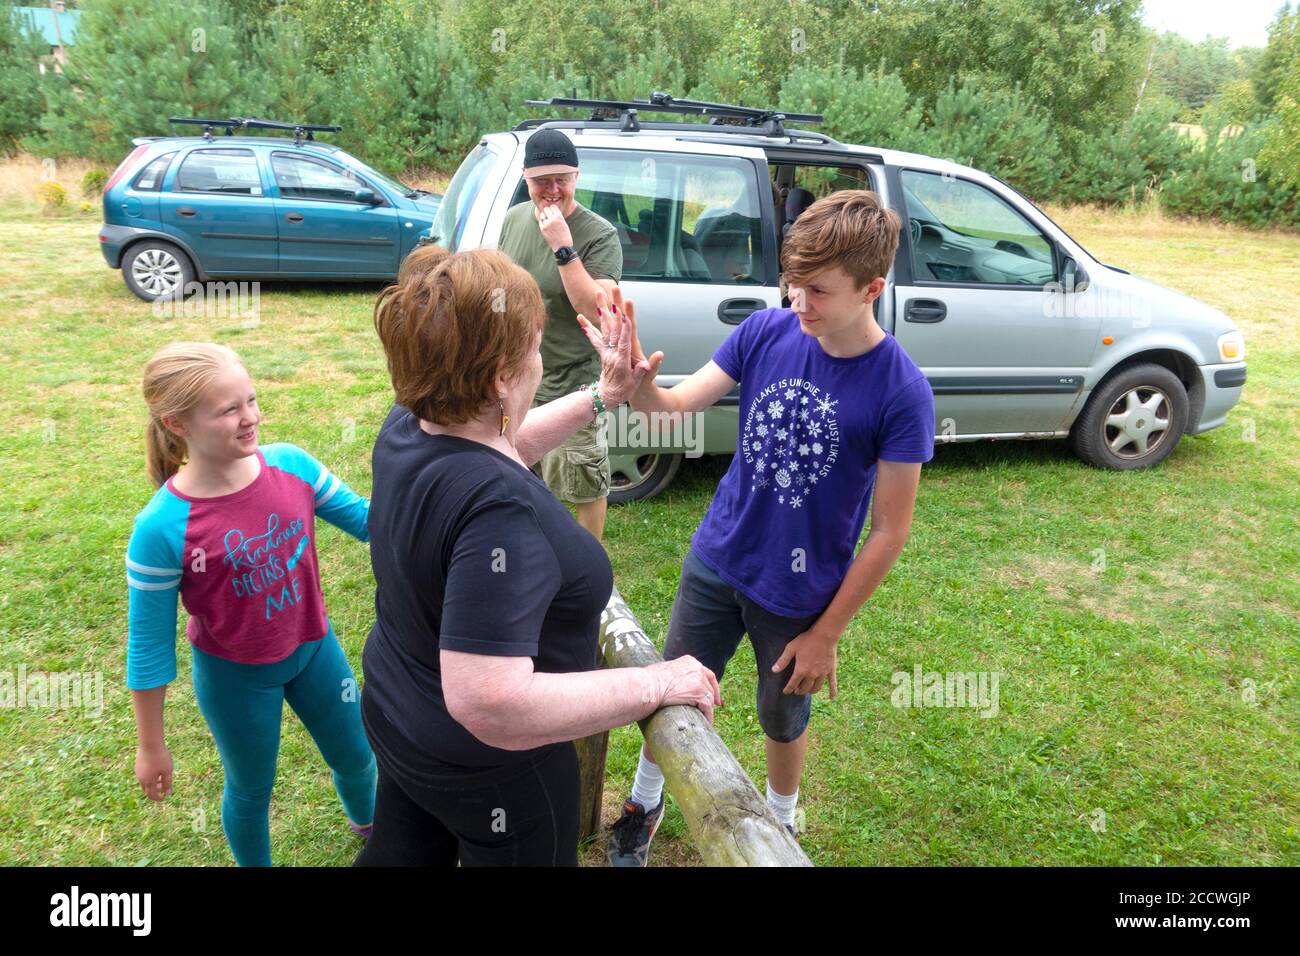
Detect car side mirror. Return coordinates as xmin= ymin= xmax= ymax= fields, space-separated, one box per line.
xmin=1062 ymin=256 xmax=1090 ymax=293
xmin=354 ymin=188 xmax=380 ymax=205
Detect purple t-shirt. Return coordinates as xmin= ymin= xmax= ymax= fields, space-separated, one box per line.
xmin=692 ymin=307 xmax=935 ymax=617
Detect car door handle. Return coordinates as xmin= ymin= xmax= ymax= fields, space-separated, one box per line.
xmin=718 ymin=297 xmax=766 ymax=325
xmin=285 ymin=212 xmax=304 ymax=223
xmin=904 ymin=298 xmax=947 ymax=323
xmin=177 ymin=207 xmax=196 ymax=218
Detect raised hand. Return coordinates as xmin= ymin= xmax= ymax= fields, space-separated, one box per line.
xmin=607 ymin=287 xmax=664 ymax=383
xmin=575 ymin=301 xmax=646 ymax=408
xmin=534 ymin=203 xmax=573 ymax=251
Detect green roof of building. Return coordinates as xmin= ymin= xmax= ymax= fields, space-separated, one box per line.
xmin=11 ymin=6 xmax=81 ymax=46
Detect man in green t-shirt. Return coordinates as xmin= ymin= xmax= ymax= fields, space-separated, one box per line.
xmin=498 ymin=129 xmax=623 ymax=541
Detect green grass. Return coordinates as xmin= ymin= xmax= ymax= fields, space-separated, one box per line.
xmin=0 ymin=200 xmax=1296 ymax=866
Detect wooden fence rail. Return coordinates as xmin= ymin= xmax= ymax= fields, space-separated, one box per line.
xmin=591 ymin=585 xmax=812 ymax=866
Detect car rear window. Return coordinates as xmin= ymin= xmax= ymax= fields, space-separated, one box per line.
xmin=131 ymin=152 xmax=176 ymax=192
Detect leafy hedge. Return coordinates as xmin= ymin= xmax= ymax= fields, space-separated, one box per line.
xmin=5 ymin=0 xmax=1297 ymax=230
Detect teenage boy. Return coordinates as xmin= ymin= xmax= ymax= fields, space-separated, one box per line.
xmin=601 ymin=190 xmax=936 ymax=865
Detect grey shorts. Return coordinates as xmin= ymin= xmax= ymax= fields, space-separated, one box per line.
xmin=663 ymin=549 xmax=823 ymax=743
xmin=532 ymin=398 xmax=609 ymax=503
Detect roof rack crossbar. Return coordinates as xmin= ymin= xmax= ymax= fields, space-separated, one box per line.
xmin=167 ymin=116 xmax=341 ymax=145
xmin=522 ymin=91 xmax=823 ymax=139
xmin=513 ymin=117 xmax=840 ymax=146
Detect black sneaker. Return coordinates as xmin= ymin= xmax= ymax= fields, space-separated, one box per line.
xmin=606 ymin=797 xmax=664 ymax=867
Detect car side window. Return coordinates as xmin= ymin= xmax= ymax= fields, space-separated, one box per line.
xmin=507 ymin=150 xmax=765 ymax=284
xmin=272 ymin=152 xmax=373 ymax=203
xmin=900 ymin=169 xmax=1055 ymax=286
xmin=132 ymin=152 xmax=176 ymax=192
xmin=175 ymin=148 xmax=263 ymax=196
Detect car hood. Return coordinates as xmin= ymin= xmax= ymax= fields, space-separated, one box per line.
xmin=409 ymin=194 xmax=442 ymax=216
xmin=1098 ymin=266 xmax=1236 ymax=334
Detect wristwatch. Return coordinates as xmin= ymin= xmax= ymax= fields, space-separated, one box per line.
xmin=553 ymin=245 xmax=579 ymax=266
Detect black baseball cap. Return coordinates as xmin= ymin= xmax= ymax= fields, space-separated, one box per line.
xmin=523 ymin=129 xmax=579 ymax=178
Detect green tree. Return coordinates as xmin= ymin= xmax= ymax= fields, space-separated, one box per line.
xmin=244 ymin=12 xmax=333 ymax=125
xmin=1259 ymin=62 xmax=1300 ymax=190
xmin=1148 ymin=32 xmax=1244 ymax=120
xmin=26 ymin=0 xmax=256 ymax=163
xmin=333 ymin=9 xmax=507 ymax=173
xmin=922 ymin=78 xmax=1063 ymax=199
xmin=0 ymin=4 xmax=48 ymax=153
xmin=1252 ymin=3 xmax=1298 ymax=112
xmin=1059 ymin=102 xmax=1192 ymax=205
xmin=779 ymin=60 xmax=928 ymax=153
xmin=1161 ymin=121 xmax=1299 ymax=228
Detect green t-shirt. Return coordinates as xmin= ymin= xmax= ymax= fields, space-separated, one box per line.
xmin=498 ymin=200 xmax=623 ymax=402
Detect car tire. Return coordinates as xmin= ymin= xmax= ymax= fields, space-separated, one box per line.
xmin=122 ymin=240 xmax=195 ymax=302
xmin=1070 ymin=363 xmax=1189 ymax=470
xmin=608 ymin=451 xmax=683 ymax=504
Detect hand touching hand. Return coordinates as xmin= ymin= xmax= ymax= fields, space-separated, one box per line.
xmin=575 ymin=297 xmax=648 ymax=407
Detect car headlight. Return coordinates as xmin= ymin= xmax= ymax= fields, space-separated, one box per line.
xmin=1217 ymin=330 xmax=1246 ymax=362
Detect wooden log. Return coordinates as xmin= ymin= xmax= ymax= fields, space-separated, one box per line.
xmin=599 ymin=585 xmax=812 ymax=866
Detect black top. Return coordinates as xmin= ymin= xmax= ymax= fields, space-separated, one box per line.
xmin=361 ymin=405 xmax=613 ymax=781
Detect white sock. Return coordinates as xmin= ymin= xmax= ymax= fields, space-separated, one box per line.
xmin=766 ymin=780 xmax=799 ymax=828
xmin=630 ymin=751 xmax=664 ymax=810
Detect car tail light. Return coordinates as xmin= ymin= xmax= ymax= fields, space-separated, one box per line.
xmin=105 ymin=145 xmax=150 ymax=193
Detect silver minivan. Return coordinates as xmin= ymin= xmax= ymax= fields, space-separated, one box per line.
xmin=429 ymin=96 xmax=1248 ymax=502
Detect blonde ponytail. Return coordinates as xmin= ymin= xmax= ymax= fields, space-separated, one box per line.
xmin=141 ymin=342 xmax=244 ymax=488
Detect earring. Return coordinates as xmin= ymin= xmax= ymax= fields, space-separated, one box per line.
xmin=499 ymin=399 xmax=509 ymax=437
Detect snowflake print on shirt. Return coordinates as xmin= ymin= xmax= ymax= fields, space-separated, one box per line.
xmin=738 ymin=377 xmax=840 ymax=509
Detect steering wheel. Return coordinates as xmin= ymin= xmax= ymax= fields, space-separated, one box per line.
xmin=910 ymin=218 xmax=922 ymax=247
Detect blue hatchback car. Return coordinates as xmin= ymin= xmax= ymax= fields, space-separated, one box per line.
xmin=99 ymin=118 xmax=441 ymax=301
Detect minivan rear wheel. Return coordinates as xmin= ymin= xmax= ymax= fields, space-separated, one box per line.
xmin=608 ymin=451 xmax=683 ymax=504
xmin=1070 ymin=363 xmax=1189 ymax=470
xmin=122 ymin=240 xmax=195 ymax=302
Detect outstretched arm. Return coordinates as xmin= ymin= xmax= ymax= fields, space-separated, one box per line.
xmin=514 ymin=294 xmax=649 ymax=466
xmin=579 ymin=287 xmax=737 ymax=417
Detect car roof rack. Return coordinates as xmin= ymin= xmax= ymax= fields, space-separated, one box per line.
xmin=167 ymin=117 xmax=342 ymax=146
xmin=515 ymin=90 xmax=835 ymax=143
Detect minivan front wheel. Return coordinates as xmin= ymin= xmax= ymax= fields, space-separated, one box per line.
xmin=1071 ymin=363 xmax=1189 ymax=470
xmin=123 ymin=241 xmax=195 ymax=302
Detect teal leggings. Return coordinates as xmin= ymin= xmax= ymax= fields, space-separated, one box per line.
xmin=191 ymin=625 xmax=376 ymax=867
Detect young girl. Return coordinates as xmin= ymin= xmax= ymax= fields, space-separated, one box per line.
xmin=126 ymin=342 xmax=376 ymax=866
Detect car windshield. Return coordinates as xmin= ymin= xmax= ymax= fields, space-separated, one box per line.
xmin=431 ymin=142 xmax=498 ymax=251
xmin=346 ymin=158 xmax=419 ymax=198
xmin=988 ymin=174 xmax=1104 ymax=265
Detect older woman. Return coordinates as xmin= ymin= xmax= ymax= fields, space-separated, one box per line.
xmin=354 ymin=246 xmax=719 ymax=867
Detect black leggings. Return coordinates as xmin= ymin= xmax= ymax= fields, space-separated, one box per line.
xmin=353 ymin=744 xmax=581 ymax=867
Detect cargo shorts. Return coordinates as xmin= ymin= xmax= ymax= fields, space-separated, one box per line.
xmin=531 ymin=398 xmax=610 ymax=504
